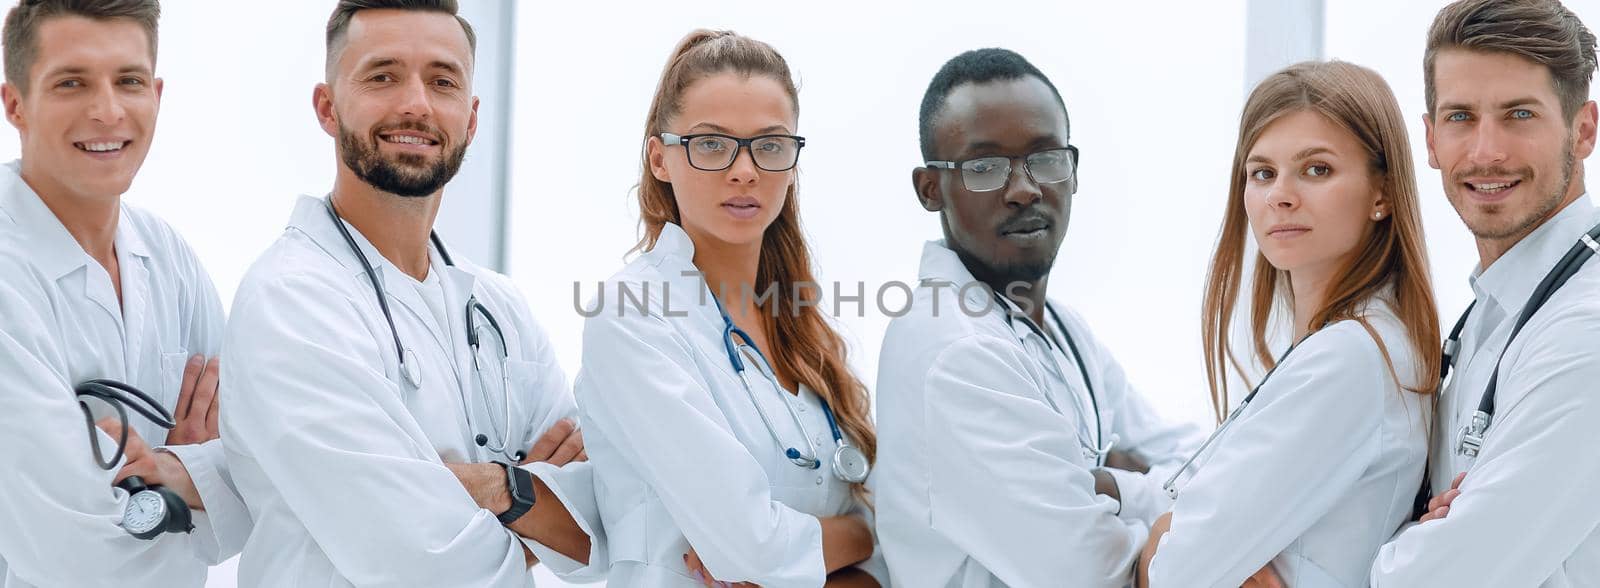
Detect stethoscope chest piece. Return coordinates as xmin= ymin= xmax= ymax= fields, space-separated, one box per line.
xmin=402 ymin=348 xmax=423 ymax=388
xmin=833 ymin=445 xmax=869 ymax=484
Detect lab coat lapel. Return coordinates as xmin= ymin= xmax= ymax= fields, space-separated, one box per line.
xmin=114 ymin=219 xmax=153 ymax=384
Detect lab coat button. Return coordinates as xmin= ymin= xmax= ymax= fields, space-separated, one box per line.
xmin=816 ymin=477 xmax=824 ymax=485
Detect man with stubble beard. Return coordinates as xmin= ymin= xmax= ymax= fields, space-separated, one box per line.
xmin=219 ymin=1 xmax=605 ymax=585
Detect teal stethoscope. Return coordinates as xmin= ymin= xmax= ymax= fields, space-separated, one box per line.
xmin=713 ymin=295 xmax=870 ymax=484
xmin=326 ymin=199 xmax=524 ymax=463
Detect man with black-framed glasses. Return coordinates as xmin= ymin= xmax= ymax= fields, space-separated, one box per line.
xmin=871 ymin=47 xmax=1200 ymax=587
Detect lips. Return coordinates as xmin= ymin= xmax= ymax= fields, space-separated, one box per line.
xmin=999 ymin=213 xmax=1051 ymax=237
xmin=1462 ymin=177 xmax=1522 ymax=202
xmin=1267 ymin=223 xmax=1311 ymax=238
xmin=721 ymin=195 xmax=761 ymax=220
xmin=74 ymin=139 xmax=132 ymax=155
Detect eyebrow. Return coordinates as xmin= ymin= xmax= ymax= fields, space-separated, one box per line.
xmin=356 ymin=57 xmax=465 ymax=76
xmin=1246 ymin=146 xmax=1334 ymax=165
xmin=39 ymin=64 xmax=152 ymax=78
xmin=687 ymin=122 xmax=792 ymax=135
xmin=1438 ymin=96 xmax=1547 ymax=112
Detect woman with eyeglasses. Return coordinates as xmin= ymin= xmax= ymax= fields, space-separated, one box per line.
xmin=1137 ymin=61 xmax=1441 ymax=587
xmin=573 ymin=29 xmax=886 ymax=587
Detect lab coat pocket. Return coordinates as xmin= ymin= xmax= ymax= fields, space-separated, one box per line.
xmin=159 ymin=350 xmax=192 ymax=410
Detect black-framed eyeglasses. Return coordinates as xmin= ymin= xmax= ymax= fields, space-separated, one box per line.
xmin=661 ymin=132 xmax=806 ymax=172
xmin=925 ymin=146 xmax=1080 ymax=193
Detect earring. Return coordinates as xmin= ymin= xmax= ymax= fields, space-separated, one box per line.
xmin=1373 ymin=211 xmax=1384 ymax=220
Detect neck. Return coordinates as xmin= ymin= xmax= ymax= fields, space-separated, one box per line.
xmin=694 ymin=233 xmax=763 ymax=320
xmin=992 ymin=275 xmax=1049 ymax=327
xmin=20 ymin=163 xmax=121 ymax=268
xmin=330 ymin=168 xmax=440 ymax=281
xmin=1289 ymin=267 xmax=1334 ymax=340
xmin=1475 ymin=177 xmax=1586 ymax=271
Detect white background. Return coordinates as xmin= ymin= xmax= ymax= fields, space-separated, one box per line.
xmin=0 ymin=0 xmax=1592 ymax=585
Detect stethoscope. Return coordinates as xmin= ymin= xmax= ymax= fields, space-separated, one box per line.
xmin=1450 ymin=219 xmax=1600 ymax=458
xmin=995 ymin=292 xmax=1111 ymax=466
xmin=74 ymin=379 xmax=194 ymax=538
xmin=712 ymin=295 xmax=870 ymax=484
xmin=325 ymin=199 xmax=524 ymax=463
xmin=1162 ymin=339 xmax=1304 ymax=499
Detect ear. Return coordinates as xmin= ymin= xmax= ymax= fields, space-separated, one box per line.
xmin=647 ymin=135 xmax=670 ymax=183
xmin=312 ymin=83 xmax=338 ymax=139
xmin=1372 ymin=186 xmax=1391 ymax=221
xmin=1571 ymin=100 xmax=1598 ymax=162
xmin=3 ymin=83 xmax=24 ymax=134
xmin=464 ymin=95 xmax=480 ymax=147
xmin=1422 ymin=112 xmax=1440 ymax=170
xmin=913 ymin=166 xmax=943 ymax=212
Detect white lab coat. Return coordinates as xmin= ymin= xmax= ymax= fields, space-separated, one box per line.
xmin=1151 ymin=296 xmax=1428 ymax=587
xmin=0 ymin=161 xmax=250 ymax=586
xmin=873 ymin=240 xmax=1203 ymax=588
xmin=1372 ymin=195 xmax=1600 ymax=587
xmin=220 ymin=195 xmax=605 ymax=587
xmin=574 ymin=222 xmax=889 ymax=587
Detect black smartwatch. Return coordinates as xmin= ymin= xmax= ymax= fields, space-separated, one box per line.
xmin=497 ymin=462 xmax=536 ymax=525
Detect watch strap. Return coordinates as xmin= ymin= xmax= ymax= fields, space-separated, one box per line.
xmin=496 ymin=462 xmax=535 ymax=525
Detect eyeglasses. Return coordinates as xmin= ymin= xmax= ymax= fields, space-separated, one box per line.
xmin=925 ymin=146 xmax=1080 ymax=193
xmin=661 ymin=132 xmax=806 ymax=172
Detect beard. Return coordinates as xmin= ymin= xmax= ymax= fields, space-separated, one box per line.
xmin=1455 ymin=138 xmax=1575 ymax=241
xmin=337 ymin=121 xmax=467 ymax=198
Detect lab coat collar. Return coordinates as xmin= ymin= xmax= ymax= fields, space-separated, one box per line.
xmin=916 ymin=239 xmax=1023 ymax=323
xmin=0 ymin=159 xmax=149 ymax=280
xmin=286 ymin=194 xmax=472 ymax=357
xmin=1469 ymin=193 xmax=1597 ymax=319
xmin=640 ymin=222 xmax=730 ymax=332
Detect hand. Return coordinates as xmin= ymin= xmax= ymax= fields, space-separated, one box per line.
xmin=521 ymin=418 xmax=585 ymax=466
xmin=1104 ymin=449 xmax=1150 ymax=474
xmin=166 ymin=355 xmax=221 ymax=446
xmin=1136 ymin=511 xmax=1173 ymax=588
xmin=1242 ymin=563 xmax=1284 ymax=588
xmin=444 ymin=462 xmax=510 ymax=514
xmin=96 ymin=418 xmax=203 ymax=510
xmin=684 ymin=548 xmax=758 ymax=587
xmin=1418 ymin=471 xmax=1466 ymax=523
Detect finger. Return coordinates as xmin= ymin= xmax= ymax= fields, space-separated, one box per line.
xmin=526 ymin=419 xmax=574 ymax=463
xmin=191 ymin=357 xmax=221 ymax=424
xmin=1451 ymin=471 xmax=1467 ymax=490
xmin=113 ymin=457 xmax=157 ymax=486
xmin=204 ymin=359 xmax=222 ymax=439
xmin=95 ymin=417 xmax=125 ymax=439
xmin=1439 ymin=488 xmax=1461 ymax=508
xmin=175 ymin=354 xmax=204 ymax=422
xmin=548 ymin=429 xmax=584 ymax=466
xmin=575 ymin=449 xmax=588 ymax=463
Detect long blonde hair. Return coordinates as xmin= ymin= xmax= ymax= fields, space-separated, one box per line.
xmin=1200 ymin=61 xmax=1441 ymax=423
xmin=632 ymin=30 xmax=877 ymax=489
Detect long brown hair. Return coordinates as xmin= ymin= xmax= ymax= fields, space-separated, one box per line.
xmin=1200 ymin=61 xmax=1441 ymax=423
xmin=632 ymin=30 xmax=877 ymax=489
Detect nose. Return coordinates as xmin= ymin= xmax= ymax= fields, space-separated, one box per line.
xmin=1001 ymin=158 xmax=1042 ymax=207
xmin=86 ymin=84 xmax=126 ymax=126
xmin=394 ymin=77 xmax=433 ymax=121
xmin=1265 ymin=177 xmax=1299 ymax=210
xmin=724 ymin=144 xmax=760 ymax=185
xmin=1466 ymin=119 xmax=1509 ymax=167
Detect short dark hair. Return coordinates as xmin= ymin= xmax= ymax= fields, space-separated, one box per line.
xmin=3 ymin=0 xmax=160 ymax=94
xmin=917 ymin=48 xmax=1070 ymax=160
xmin=1425 ymin=0 xmax=1597 ymax=120
xmin=325 ymin=0 xmax=475 ymax=76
